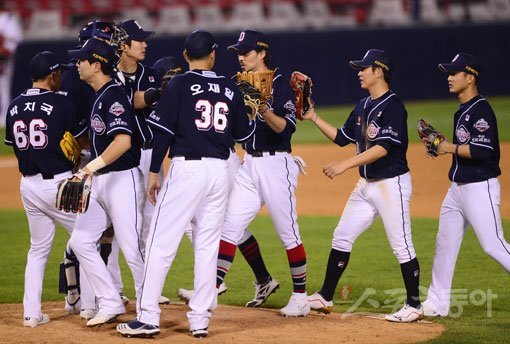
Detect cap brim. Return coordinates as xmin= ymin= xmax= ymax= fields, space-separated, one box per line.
xmin=349 ymin=60 xmax=370 ymax=70
xmin=438 ymin=63 xmax=465 ymax=73
xmin=130 ymin=31 xmax=154 ymax=41
xmin=68 ymin=48 xmax=89 ymax=61
xmin=227 ymin=43 xmax=253 ymax=54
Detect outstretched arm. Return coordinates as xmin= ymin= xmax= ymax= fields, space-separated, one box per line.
xmin=323 ymin=145 xmax=388 ymax=179
xmin=302 ymin=106 xmax=339 ymax=141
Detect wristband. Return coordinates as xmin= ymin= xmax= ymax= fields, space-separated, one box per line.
xmin=85 ymin=156 xmax=107 ymax=173
xmin=144 ymin=88 xmax=161 ymax=105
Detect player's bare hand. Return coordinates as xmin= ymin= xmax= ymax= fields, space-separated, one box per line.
xmin=301 ymin=106 xmax=316 ymax=121
xmin=147 ymin=172 xmax=161 ymax=206
xmin=323 ymin=161 xmax=347 ymax=179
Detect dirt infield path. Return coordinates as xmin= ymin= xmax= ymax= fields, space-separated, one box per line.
xmin=0 ymin=302 xmax=444 ymax=344
xmin=1 ymin=143 xmax=509 ymax=218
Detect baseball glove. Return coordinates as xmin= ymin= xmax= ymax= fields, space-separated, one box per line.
xmin=237 ymin=80 xmax=262 ymax=120
xmin=290 ymin=71 xmax=314 ymax=120
xmin=235 ymin=69 xmax=275 ymax=106
xmin=56 ymin=170 xmax=92 ymax=213
xmin=159 ymin=65 xmax=184 ymax=94
xmin=60 ymin=131 xmax=81 ymax=166
xmin=417 ymin=118 xmax=446 ymax=157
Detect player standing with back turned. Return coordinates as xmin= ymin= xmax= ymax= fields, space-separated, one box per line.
xmin=421 ymin=53 xmax=510 ymax=317
xmin=303 ymin=49 xmax=423 ymax=322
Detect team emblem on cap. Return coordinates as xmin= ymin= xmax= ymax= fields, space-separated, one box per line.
xmin=109 ymin=102 xmax=125 ymax=116
xmin=474 ymin=118 xmax=489 ymax=132
xmin=91 ymin=114 xmax=106 ymax=134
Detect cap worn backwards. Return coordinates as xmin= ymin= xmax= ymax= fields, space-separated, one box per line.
xmin=227 ymin=30 xmax=269 ymax=54
xmin=152 ymin=56 xmax=184 ymax=76
xmin=120 ymin=19 xmax=154 ymax=41
xmin=349 ymin=49 xmax=392 ymax=73
xmin=68 ymin=38 xmax=117 ymax=68
xmin=184 ymin=30 xmax=218 ymax=59
xmin=30 ymin=51 xmax=68 ymax=80
xmin=438 ymin=53 xmax=480 ymax=77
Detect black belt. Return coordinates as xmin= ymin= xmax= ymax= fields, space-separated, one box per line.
xmin=248 ymin=150 xmax=289 ymax=157
xmin=141 ymin=141 xmax=153 ymax=150
xmin=184 ymin=156 xmax=203 ymax=160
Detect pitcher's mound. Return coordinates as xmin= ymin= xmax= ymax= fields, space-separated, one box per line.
xmin=0 ymin=301 xmax=443 ymax=343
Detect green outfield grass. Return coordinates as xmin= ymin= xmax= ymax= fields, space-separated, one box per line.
xmin=1 ymin=96 xmax=509 ymax=156
xmin=1 ymin=210 xmax=509 ymax=343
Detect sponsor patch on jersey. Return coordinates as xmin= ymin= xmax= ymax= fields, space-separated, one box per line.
xmin=465 ymin=114 xmax=470 ymax=121
xmin=366 ymin=121 xmax=380 ymax=140
xmin=357 ymin=116 xmax=361 ymax=126
xmin=474 ymin=118 xmax=489 ymax=132
xmin=109 ymin=102 xmax=125 ymax=116
xmin=456 ymin=125 xmax=470 ymax=144
xmin=149 ymin=76 xmax=155 ymax=82
xmin=26 ymin=89 xmax=41 ymax=95
xmin=91 ymin=114 xmax=106 ymax=135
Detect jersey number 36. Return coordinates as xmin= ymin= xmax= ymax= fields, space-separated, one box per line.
xmin=195 ymin=100 xmax=228 ymax=133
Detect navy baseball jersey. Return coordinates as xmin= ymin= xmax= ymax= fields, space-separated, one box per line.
xmin=334 ymin=91 xmax=409 ymax=179
xmin=148 ymin=70 xmax=255 ymax=172
xmin=115 ymin=63 xmax=161 ymax=147
xmin=243 ymin=72 xmax=297 ymax=153
xmin=88 ymin=80 xmax=141 ymax=173
xmin=448 ymin=95 xmax=500 ymax=183
xmin=4 ymin=88 xmax=86 ymax=176
xmin=60 ymin=65 xmax=94 ymax=130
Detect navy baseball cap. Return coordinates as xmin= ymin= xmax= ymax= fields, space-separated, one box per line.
xmin=120 ymin=20 xmax=154 ymax=41
xmin=152 ymin=56 xmax=184 ymax=76
xmin=438 ymin=53 xmax=480 ymax=77
xmin=30 ymin=51 xmax=68 ymax=80
xmin=184 ymin=30 xmax=218 ymax=59
xmin=68 ymin=38 xmax=117 ymax=68
xmin=349 ymin=49 xmax=392 ymax=73
xmin=78 ymin=20 xmax=115 ymax=46
xmin=227 ymin=30 xmax=269 ymax=53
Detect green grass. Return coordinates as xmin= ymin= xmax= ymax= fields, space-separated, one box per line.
xmin=293 ymin=95 xmax=510 ymax=144
xmin=1 ymin=96 xmax=509 ymax=155
xmin=1 ymin=210 xmax=509 ymax=343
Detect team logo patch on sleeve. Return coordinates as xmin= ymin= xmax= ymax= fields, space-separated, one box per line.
xmin=474 ymin=118 xmax=490 ymax=132
xmin=366 ymin=122 xmax=380 ymax=140
xmin=109 ymin=102 xmax=125 ymax=116
xmin=456 ymin=125 xmax=470 ymax=144
xmin=91 ymin=114 xmax=106 ymax=135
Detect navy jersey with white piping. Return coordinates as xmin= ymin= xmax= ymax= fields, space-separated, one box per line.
xmin=334 ymin=90 xmax=409 ymax=179
xmin=448 ymin=95 xmax=500 ymax=183
xmin=147 ymin=70 xmax=254 ymax=172
xmin=115 ymin=63 xmax=161 ymax=147
xmin=60 ymin=65 xmax=94 ymax=130
xmin=4 ymin=88 xmax=87 ymax=176
xmin=243 ymin=71 xmax=296 ymax=154
xmin=88 ymin=80 xmax=141 ymax=173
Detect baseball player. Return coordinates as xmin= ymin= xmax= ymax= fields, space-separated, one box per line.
xmin=421 ymin=53 xmax=509 ymax=317
xmin=4 ymin=51 xmax=88 ymax=327
xmin=303 ymin=49 xmax=423 ymax=322
xmin=66 ymin=38 xmax=145 ymax=327
xmin=205 ymin=30 xmax=309 ymax=317
xmin=106 ymin=19 xmax=171 ymax=305
xmin=116 ymin=29 xmax=255 ymax=338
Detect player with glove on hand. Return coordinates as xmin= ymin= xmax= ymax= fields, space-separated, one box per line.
xmin=421 ymin=53 xmax=510 ymax=318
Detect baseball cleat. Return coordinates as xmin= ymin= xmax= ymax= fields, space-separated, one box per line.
xmin=159 ymin=295 xmax=171 ymax=305
xmin=190 ymin=327 xmax=208 ymax=338
xmin=86 ymin=313 xmax=120 ymax=327
xmin=177 ymin=282 xmax=228 ymax=304
xmin=307 ymin=291 xmax=333 ymax=314
xmin=117 ymin=320 xmax=160 ymax=338
xmin=385 ymin=304 xmax=424 ymax=323
xmin=23 ymin=314 xmax=50 ymax=328
xmin=280 ymin=293 xmax=310 ymax=317
xmin=245 ymin=277 xmax=279 ymax=307
xmin=422 ymin=301 xmax=441 ymax=317
xmin=79 ymin=309 xmax=96 ymax=320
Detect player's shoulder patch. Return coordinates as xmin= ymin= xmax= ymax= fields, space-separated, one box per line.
xmin=474 ymin=118 xmax=490 ymax=132
xmin=109 ymin=101 xmax=126 ymax=116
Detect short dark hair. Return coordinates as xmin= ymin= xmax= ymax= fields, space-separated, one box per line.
xmin=371 ymin=65 xmax=391 ymax=84
xmin=255 ymin=47 xmax=271 ymax=68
